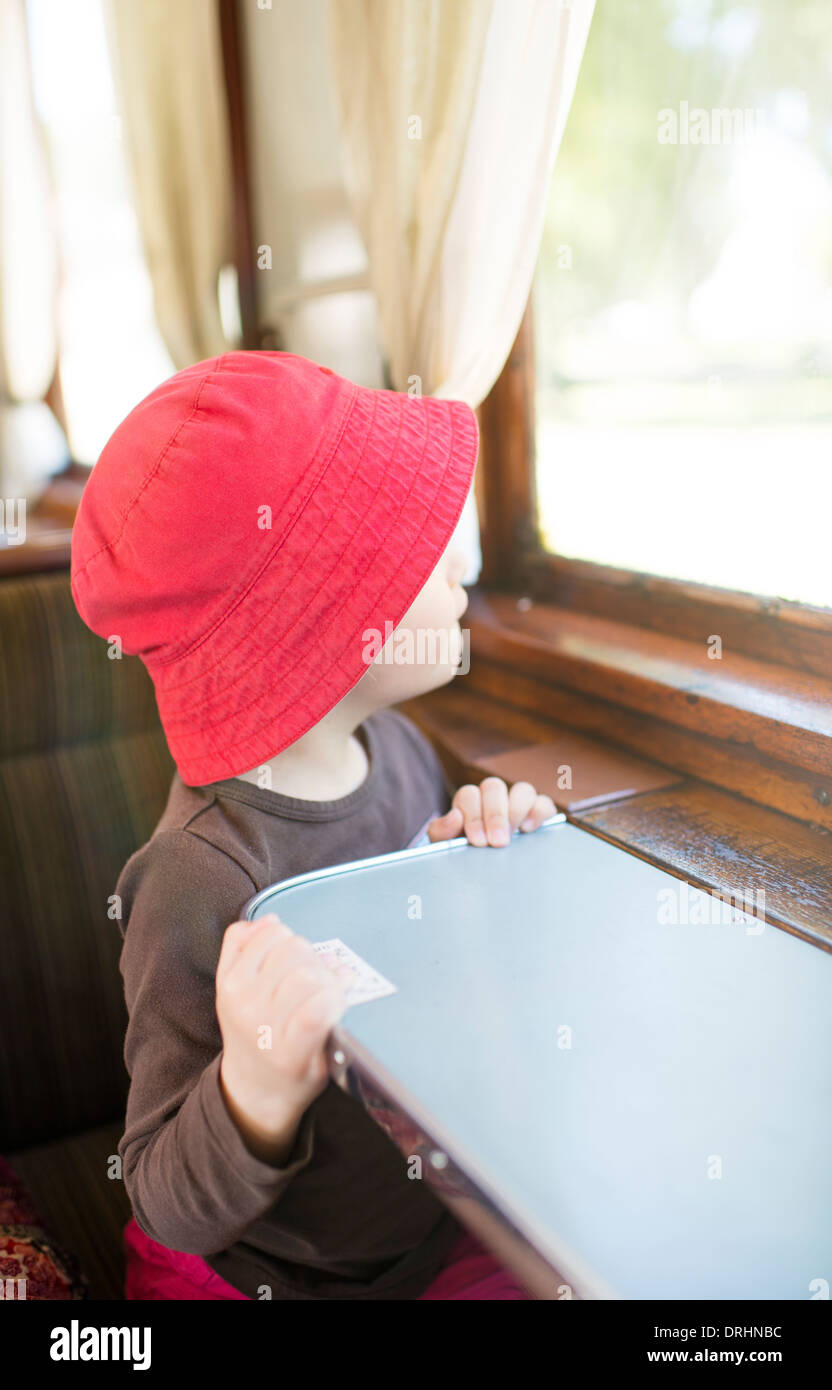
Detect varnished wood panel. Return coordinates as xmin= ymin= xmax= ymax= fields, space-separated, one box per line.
xmin=403 ymin=691 xmax=683 ymax=812
xmin=476 ymin=304 xmax=537 ymax=589
xmin=471 ymin=594 xmax=832 ymax=770
xmin=460 ymin=593 xmax=832 ymax=829
xmin=465 ymin=658 xmax=832 ymax=832
xmin=471 ymin=735 xmax=681 ymax=813
xmin=524 ymin=553 xmax=832 ymax=680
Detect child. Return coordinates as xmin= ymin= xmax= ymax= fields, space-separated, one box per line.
xmin=71 ymin=351 xmax=555 ymax=1301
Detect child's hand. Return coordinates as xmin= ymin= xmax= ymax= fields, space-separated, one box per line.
xmin=427 ymin=777 xmax=556 ymax=848
xmin=216 ymin=915 xmax=350 ymax=1164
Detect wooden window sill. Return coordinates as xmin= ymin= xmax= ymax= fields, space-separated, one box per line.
xmin=0 ymin=464 xmax=88 ymax=578
xmin=459 ymin=590 xmax=832 ymax=832
xmin=0 ymin=524 xmax=73 ymax=577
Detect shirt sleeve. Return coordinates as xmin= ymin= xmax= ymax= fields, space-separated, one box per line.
xmin=116 ymin=829 xmax=317 ymax=1257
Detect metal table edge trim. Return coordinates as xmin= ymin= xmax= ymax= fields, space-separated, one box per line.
xmin=243 ymin=813 xmax=568 ymax=918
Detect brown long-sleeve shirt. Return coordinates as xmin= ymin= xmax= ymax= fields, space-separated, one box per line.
xmin=116 ymin=708 xmax=464 ymax=1299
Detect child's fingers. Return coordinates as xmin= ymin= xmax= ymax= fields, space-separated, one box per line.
xmin=282 ymin=980 xmax=349 ymax=1071
xmin=426 ymin=806 xmax=463 ymax=842
xmin=272 ymin=960 xmax=347 ymax=1026
xmin=507 ymin=780 xmax=537 ymax=831
xmin=222 ymin=916 xmax=306 ymax=988
xmin=451 ymin=783 xmax=487 ymax=846
xmin=247 ymin=932 xmax=324 ymax=992
xmin=217 ymin=915 xmax=287 ymax=983
xmin=479 ymin=776 xmax=511 ymax=847
xmin=519 ymin=793 xmax=558 ymax=832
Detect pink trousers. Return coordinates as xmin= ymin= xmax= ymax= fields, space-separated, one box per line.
xmin=124 ymin=1216 xmax=530 ymax=1301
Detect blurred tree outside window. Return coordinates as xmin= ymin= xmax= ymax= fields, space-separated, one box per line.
xmin=535 ymin=0 xmax=832 ymax=608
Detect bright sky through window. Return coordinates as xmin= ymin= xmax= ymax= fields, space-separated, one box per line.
xmin=535 ymin=0 xmax=832 ymax=608
xmin=26 ymin=0 xmax=173 ymax=464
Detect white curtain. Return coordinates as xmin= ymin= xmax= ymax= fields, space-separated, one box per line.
xmin=0 ymin=0 xmax=58 ymax=403
xmin=103 ymin=0 xmax=234 ymax=369
xmin=328 ymin=0 xmax=596 ymax=574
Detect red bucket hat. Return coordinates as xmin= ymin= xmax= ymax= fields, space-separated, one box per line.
xmin=71 ymin=351 xmax=478 ymax=786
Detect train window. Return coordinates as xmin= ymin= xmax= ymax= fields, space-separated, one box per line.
xmin=533 ymin=0 xmax=831 ymax=609
xmin=25 ymin=0 xmax=173 ymax=463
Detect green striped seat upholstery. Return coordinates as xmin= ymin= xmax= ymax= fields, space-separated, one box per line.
xmin=0 ymin=568 xmax=173 ymax=1297
xmin=0 ymin=567 xmax=174 ymax=1151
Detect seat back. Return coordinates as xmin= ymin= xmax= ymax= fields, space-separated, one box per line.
xmin=0 ymin=570 xmax=174 ymax=1149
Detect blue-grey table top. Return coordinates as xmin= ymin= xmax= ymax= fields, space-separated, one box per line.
xmin=249 ymin=819 xmax=832 ymax=1299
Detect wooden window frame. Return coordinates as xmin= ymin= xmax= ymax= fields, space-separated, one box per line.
xmin=468 ymin=298 xmax=832 ymax=835
xmin=476 ymin=301 xmax=832 ymax=673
